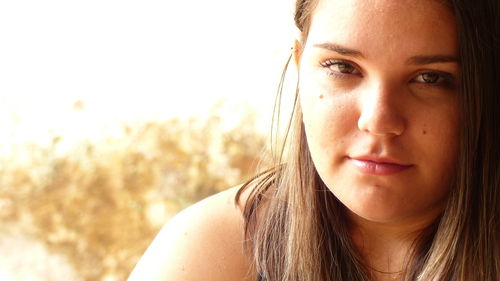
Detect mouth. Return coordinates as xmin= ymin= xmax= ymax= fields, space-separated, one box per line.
xmin=348 ymin=156 xmax=413 ymax=176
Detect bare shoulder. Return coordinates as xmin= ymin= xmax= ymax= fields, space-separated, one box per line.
xmin=127 ymin=185 xmax=256 ymax=281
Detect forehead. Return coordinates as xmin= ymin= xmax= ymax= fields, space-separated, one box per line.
xmin=305 ymin=0 xmax=457 ymax=59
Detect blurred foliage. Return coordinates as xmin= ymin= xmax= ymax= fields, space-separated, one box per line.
xmin=0 ymin=107 xmax=267 ymax=281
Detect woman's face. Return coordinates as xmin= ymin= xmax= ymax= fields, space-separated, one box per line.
xmin=297 ymin=0 xmax=459 ymax=223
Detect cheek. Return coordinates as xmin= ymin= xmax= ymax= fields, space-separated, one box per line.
xmin=419 ymin=103 xmax=459 ymax=159
xmin=300 ymin=91 xmax=359 ymax=167
xmin=413 ymin=102 xmax=460 ymax=191
xmin=300 ymin=71 xmax=358 ymax=134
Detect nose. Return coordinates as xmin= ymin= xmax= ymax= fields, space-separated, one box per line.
xmin=357 ymin=83 xmax=406 ymax=137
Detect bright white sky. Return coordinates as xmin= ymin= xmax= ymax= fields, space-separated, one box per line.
xmin=0 ymin=0 xmax=297 ymax=152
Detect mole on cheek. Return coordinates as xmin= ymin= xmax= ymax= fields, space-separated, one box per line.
xmin=422 ymin=124 xmax=427 ymax=135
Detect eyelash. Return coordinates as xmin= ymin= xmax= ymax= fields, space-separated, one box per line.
xmin=319 ymin=59 xmax=455 ymax=88
xmin=320 ymin=59 xmax=361 ymax=78
xmin=413 ymin=71 xmax=455 ymax=88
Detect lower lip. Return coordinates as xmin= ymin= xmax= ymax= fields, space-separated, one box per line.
xmin=349 ymin=158 xmax=412 ymax=175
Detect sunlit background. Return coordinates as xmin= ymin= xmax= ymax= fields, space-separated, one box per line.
xmin=0 ymin=0 xmax=297 ymax=280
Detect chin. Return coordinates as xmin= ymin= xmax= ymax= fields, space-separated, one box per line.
xmin=346 ymin=204 xmax=409 ymax=224
xmin=339 ymin=189 xmax=416 ymax=223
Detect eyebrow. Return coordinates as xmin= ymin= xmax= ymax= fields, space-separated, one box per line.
xmin=406 ymin=55 xmax=459 ymax=65
xmin=313 ymin=42 xmax=364 ymax=58
xmin=313 ymin=42 xmax=459 ymax=65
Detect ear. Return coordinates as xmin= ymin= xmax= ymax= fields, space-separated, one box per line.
xmin=293 ymin=39 xmax=302 ymax=70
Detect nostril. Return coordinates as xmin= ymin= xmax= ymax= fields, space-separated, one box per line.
xmin=357 ymin=108 xmax=405 ymax=137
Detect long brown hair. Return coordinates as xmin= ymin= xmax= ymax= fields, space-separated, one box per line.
xmin=236 ymin=0 xmax=499 ymax=280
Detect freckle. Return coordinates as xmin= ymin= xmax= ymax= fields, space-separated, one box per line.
xmin=319 ymin=94 xmax=324 ymax=99
xmin=422 ymin=123 xmax=427 ymax=135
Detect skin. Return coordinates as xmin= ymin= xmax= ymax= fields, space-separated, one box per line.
xmin=129 ymin=1 xmax=460 ymax=280
xmin=295 ymin=0 xmax=459 ymax=276
xmin=127 ymin=186 xmax=256 ymax=281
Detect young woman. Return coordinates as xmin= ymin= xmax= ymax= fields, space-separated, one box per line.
xmin=128 ymin=0 xmax=499 ymax=280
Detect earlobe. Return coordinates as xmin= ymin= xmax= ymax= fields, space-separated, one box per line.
xmin=293 ymin=39 xmax=302 ymax=70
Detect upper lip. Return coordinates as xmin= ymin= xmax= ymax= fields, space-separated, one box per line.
xmin=348 ymin=155 xmax=413 ymax=166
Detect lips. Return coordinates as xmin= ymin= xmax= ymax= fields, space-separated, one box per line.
xmin=348 ymin=156 xmax=413 ymax=175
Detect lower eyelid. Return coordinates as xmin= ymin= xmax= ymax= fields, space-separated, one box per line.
xmin=324 ymin=69 xmax=349 ymax=79
xmin=322 ymin=65 xmax=360 ymax=77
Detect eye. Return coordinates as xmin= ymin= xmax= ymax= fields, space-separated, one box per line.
xmin=320 ymin=59 xmax=361 ymax=77
xmin=413 ymin=71 xmax=455 ymax=87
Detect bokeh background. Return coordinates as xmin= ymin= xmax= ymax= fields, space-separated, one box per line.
xmin=0 ymin=0 xmax=297 ymax=280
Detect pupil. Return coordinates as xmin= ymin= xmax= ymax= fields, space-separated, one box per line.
xmin=422 ymin=73 xmax=439 ymax=83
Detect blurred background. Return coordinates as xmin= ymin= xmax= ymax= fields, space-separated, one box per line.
xmin=0 ymin=0 xmax=297 ymax=280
